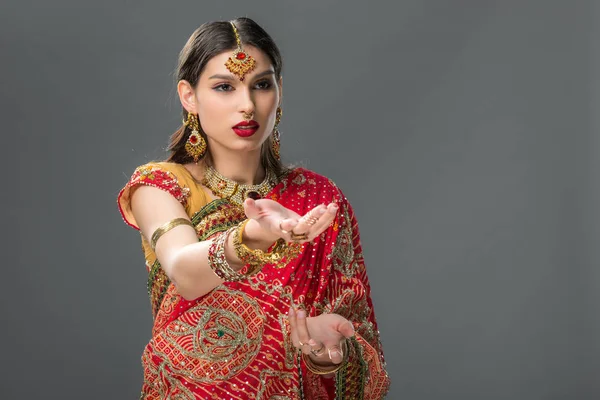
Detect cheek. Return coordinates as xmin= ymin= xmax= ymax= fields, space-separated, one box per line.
xmin=196 ymin=95 xmax=229 ymax=126
xmin=256 ymin=92 xmax=279 ymax=115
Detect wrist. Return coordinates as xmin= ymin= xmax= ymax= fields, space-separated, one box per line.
xmin=302 ymin=352 xmax=343 ymax=376
xmin=308 ymin=353 xmax=335 ymax=368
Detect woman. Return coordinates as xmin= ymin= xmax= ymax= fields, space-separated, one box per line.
xmin=118 ymin=17 xmax=390 ymax=399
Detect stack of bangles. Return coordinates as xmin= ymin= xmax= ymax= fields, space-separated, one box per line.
xmin=301 ymin=338 xmax=350 ymax=375
xmin=208 ymin=219 xmax=304 ymax=282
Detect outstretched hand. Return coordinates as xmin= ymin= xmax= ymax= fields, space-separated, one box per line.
xmin=243 ymin=198 xmax=338 ymax=243
xmin=288 ymin=306 xmax=355 ymax=367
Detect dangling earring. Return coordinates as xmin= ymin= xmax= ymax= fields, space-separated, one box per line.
xmin=272 ymin=107 xmax=282 ymax=160
xmin=183 ymin=112 xmax=207 ymax=164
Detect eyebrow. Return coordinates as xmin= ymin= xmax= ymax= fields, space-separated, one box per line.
xmin=208 ymin=70 xmax=275 ymax=81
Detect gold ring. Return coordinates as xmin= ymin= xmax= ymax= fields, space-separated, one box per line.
xmin=327 ymin=345 xmax=343 ymax=360
xmin=310 ymin=343 xmax=326 ymax=357
xmin=290 ymin=230 xmax=308 ymax=241
xmin=304 ymin=216 xmax=319 ymax=226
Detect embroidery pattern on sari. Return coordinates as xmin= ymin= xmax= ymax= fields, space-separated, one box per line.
xmin=156 ymin=286 xmax=265 ymax=382
xmin=191 ymin=198 xmax=246 ymax=240
xmin=256 ymin=369 xmax=295 ymax=400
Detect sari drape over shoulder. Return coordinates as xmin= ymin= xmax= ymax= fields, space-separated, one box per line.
xmin=118 ymin=162 xmax=390 ymax=399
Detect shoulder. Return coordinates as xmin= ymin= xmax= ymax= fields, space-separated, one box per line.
xmin=283 ymin=167 xmax=336 ymax=186
xmin=128 ymin=162 xmax=190 ymax=201
xmin=117 ymin=161 xmax=191 ymax=229
xmin=280 ymin=167 xmax=347 ymax=204
xmin=131 ymin=161 xmax=186 ymax=180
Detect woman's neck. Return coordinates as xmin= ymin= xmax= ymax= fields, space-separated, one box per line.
xmin=212 ymin=155 xmax=265 ymax=185
xmin=188 ymin=149 xmax=264 ymax=186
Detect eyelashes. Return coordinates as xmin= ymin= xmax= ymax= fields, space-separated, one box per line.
xmin=254 ymin=80 xmax=272 ymax=90
xmin=213 ymin=83 xmax=234 ymax=92
xmin=212 ymin=79 xmax=273 ymax=92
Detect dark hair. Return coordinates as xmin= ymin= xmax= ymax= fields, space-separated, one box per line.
xmin=166 ymin=17 xmax=287 ymax=177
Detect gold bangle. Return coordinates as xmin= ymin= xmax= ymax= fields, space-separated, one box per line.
xmin=233 ymin=220 xmax=281 ymax=268
xmin=233 ymin=220 xmax=304 ymax=269
xmin=208 ymin=226 xmax=247 ymax=281
xmin=150 ymin=218 xmax=194 ymax=250
xmin=301 ymin=339 xmax=349 ymax=375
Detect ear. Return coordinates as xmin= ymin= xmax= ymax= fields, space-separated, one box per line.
xmin=177 ymin=80 xmax=197 ymax=113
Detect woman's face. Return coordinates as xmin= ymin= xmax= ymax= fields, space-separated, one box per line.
xmin=178 ymin=45 xmax=281 ymax=156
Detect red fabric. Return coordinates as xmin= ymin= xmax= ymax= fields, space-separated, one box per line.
xmin=121 ymin=166 xmax=389 ymax=399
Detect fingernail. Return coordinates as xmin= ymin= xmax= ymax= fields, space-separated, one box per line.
xmin=289 ymin=307 xmax=295 ymax=316
xmin=308 ymin=339 xmax=317 ymax=346
xmin=297 ymin=310 xmax=305 ymax=318
xmin=318 ymin=208 xmax=326 ymax=215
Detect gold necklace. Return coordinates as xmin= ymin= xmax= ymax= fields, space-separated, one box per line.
xmin=201 ymin=165 xmax=278 ymax=206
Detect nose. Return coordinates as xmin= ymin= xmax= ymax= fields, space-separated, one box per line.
xmin=238 ymin=87 xmax=255 ymax=117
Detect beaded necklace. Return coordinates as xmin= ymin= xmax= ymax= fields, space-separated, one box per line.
xmin=201 ymin=165 xmax=277 ymax=207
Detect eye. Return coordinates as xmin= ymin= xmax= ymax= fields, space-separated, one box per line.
xmin=213 ymin=83 xmax=234 ymax=92
xmin=254 ymin=80 xmax=272 ymax=90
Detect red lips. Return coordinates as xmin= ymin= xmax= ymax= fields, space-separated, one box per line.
xmin=232 ymin=120 xmax=259 ymax=137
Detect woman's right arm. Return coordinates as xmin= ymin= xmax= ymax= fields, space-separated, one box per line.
xmin=130 ymin=185 xmax=276 ymax=300
xmin=128 ymin=179 xmax=336 ymax=301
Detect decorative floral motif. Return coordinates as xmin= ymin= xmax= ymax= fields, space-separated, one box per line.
xmin=117 ymin=163 xmax=191 ymax=230
xmin=158 ymin=287 xmax=266 ymax=383
xmin=131 ymin=165 xmax=190 ymax=205
xmin=330 ymin=205 xmax=361 ymax=278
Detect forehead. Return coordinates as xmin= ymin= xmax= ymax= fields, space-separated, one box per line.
xmin=201 ymin=45 xmax=274 ymax=80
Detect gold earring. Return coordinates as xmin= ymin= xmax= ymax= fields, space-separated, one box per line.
xmin=183 ymin=112 xmax=207 ymax=163
xmin=272 ymin=107 xmax=282 ymax=160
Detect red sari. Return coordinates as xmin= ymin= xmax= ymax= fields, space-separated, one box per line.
xmin=118 ymin=162 xmax=390 ymax=399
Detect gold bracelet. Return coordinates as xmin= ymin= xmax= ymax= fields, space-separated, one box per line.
xmin=208 ymin=226 xmax=247 ymax=282
xmin=302 ymin=339 xmax=349 ymax=375
xmin=233 ymin=220 xmax=304 ymax=269
xmin=233 ymin=220 xmax=280 ymax=267
xmin=150 ymin=218 xmax=194 ymax=250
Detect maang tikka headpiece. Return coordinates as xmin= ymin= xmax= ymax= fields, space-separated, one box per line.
xmin=225 ymin=21 xmax=256 ymax=81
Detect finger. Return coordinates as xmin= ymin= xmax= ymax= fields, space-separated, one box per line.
xmin=308 ymin=338 xmax=327 ymax=357
xmin=295 ymin=309 xmax=313 ymax=355
xmin=243 ymin=198 xmax=261 ymax=219
xmin=278 ymin=218 xmax=299 ymax=234
xmin=305 ymin=204 xmax=338 ymax=238
xmin=338 ymin=319 xmax=355 ymax=339
xmin=326 ymin=341 xmax=345 ymax=365
xmin=294 ymin=205 xmax=328 ymax=235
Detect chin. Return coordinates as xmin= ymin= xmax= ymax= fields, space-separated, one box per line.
xmin=233 ymin=133 xmax=269 ymax=148
xmin=229 ymin=141 xmax=264 ymax=153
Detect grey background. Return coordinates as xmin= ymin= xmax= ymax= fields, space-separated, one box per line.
xmin=0 ymin=0 xmax=597 ymax=399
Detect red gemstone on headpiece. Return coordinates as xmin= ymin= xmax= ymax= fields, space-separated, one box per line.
xmin=189 ymin=135 xmax=198 ymax=144
xmin=236 ymin=52 xmax=246 ymax=60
